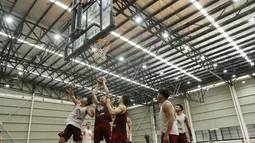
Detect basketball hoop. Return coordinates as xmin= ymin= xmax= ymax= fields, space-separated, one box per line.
xmin=90 ymin=39 xmax=110 ymax=62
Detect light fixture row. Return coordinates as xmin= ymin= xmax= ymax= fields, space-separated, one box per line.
xmin=0 ymin=31 xmax=157 ymax=91
xmin=190 ymin=0 xmax=254 ymax=66
xmin=47 ymin=0 xmax=202 ymax=82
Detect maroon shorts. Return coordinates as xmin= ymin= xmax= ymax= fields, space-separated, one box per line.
xmin=94 ymin=123 xmax=112 ymax=143
xmin=58 ymin=124 xmax=82 ymax=142
xmin=161 ymin=133 xmax=179 ymax=143
xmin=112 ymin=139 xmax=127 ymax=143
xmin=179 ymin=133 xmax=189 ymax=143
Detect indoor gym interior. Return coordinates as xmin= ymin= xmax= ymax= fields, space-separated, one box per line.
xmin=0 ymin=0 xmax=255 ymax=143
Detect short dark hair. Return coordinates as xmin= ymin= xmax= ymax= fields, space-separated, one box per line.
xmin=86 ymin=121 xmax=91 ymax=124
xmin=176 ymin=104 xmax=184 ymax=111
xmin=158 ymin=88 xmax=170 ymax=99
xmin=86 ymin=96 xmax=93 ymax=105
xmin=122 ymin=95 xmax=131 ymax=106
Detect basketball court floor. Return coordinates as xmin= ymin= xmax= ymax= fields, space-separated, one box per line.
xmin=0 ymin=0 xmax=255 ymax=143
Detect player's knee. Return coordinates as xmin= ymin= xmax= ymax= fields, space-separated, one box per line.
xmin=58 ymin=137 xmax=65 ymax=143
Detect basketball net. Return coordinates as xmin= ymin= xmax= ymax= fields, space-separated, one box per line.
xmin=90 ymin=39 xmax=110 ymax=62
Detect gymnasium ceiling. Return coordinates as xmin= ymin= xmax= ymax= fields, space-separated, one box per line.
xmin=0 ymin=0 xmax=255 ymax=105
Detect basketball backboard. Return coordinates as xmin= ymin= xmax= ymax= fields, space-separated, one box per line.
xmin=65 ymin=0 xmax=115 ymax=60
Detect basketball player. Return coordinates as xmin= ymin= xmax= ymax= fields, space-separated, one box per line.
xmin=0 ymin=131 xmax=2 ymax=143
xmin=145 ymin=134 xmax=150 ymax=143
xmin=175 ymin=104 xmax=192 ymax=143
xmin=58 ymin=85 xmax=95 ymax=143
xmin=127 ymin=117 xmax=133 ymax=143
xmin=106 ymin=95 xmax=130 ymax=143
xmin=157 ymin=89 xmax=179 ymax=143
xmin=92 ymin=78 xmax=112 ymax=143
xmin=82 ymin=122 xmax=93 ymax=143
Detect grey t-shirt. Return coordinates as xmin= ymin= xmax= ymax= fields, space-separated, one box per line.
xmin=66 ymin=104 xmax=87 ymax=129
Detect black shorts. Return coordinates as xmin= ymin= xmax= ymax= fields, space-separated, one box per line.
xmin=58 ymin=124 xmax=82 ymax=142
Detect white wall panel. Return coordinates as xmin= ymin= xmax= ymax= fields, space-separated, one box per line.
xmin=0 ymin=87 xmax=92 ymax=143
xmin=127 ymin=106 xmax=153 ymax=143
xmin=234 ymin=78 xmax=255 ymax=125
xmin=189 ymin=84 xmax=239 ymax=130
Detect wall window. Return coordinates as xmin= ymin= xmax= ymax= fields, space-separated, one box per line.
xmin=247 ymin=124 xmax=255 ymax=138
xmin=209 ymin=129 xmax=217 ymax=141
xmin=196 ymin=124 xmax=255 ymax=142
xmin=196 ymin=131 xmax=204 ymax=142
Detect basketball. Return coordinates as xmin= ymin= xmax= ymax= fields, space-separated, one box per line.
xmin=97 ymin=77 xmax=106 ymax=86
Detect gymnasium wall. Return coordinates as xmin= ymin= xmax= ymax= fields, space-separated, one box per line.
xmin=127 ymin=105 xmax=154 ymax=143
xmin=189 ymin=78 xmax=255 ymax=142
xmin=0 ymin=85 xmax=154 ymax=143
xmin=189 ymin=84 xmax=239 ymax=130
xmin=234 ymin=78 xmax=255 ymax=138
xmin=0 ymin=87 xmax=94 ymax=143
xmin=1 ymin=78 xmax=255 ymax=143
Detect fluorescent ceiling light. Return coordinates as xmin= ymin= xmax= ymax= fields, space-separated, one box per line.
xmin=135 ymin=16 xmax=143 ymax=23
xmin=5 ymin=16 xmax=13 ymax=23
xmin=191 ymin=0 xmax=253 ymax=66
xmin=110 ymin=32 xmax=201 ymax=81
xmin=189 ymin=74 xmax=254 ymax=93
xmin=201 ymin=56 xmax=205 ymax=60
xmin=54 ymin=34 xmax=61 ymax=40
xmin=162 ymin=32 xmax=169 ymax=38
xmin=18 ymin=71 xmax=23 ymax=75
xmin=119 ymin=57 xmax=124 ymax=61
xmin=50 ymin=0 xmax=71 ymax=12
xmin=249 ymin=17 xmax=254 ymax=22
xmin=47 ymin=0 xmax=202 ymax=82
xmin=0 ymin=31 xmax=156 ymax=91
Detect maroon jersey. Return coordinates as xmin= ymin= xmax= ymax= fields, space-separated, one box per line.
xmin=112 ymin=111 xmax=127 ymax=141
xmin=95 ymin=102 xmax=112 ymax=128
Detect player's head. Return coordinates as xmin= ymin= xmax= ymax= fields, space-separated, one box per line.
xmin=80 ymin=96 xmax=93 ymax=107
xmin=175 ymin=104 xmax=184 ymax=112
xmin=117 ymin=95 xmax=130 ymax=105
xmin=100 ymin=95 xmax=107 ymax=102
xmin=157 ymin=88 xmax=170 ymax=103
xmin=85 ymin=121 xmax=91 ymax=129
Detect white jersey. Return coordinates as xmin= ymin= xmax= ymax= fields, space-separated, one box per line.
xmin=176 ymin=113 xmax=187 ymax=134
xmin=82 ymin=128 xmax=93 ymax=143
xmin=66 ymin=104 xmax=87 ymax=129
xmin=159 ymin=100 xmax=179 ymax=135
xmin=126 ymin=124 xmax=132 ymax=141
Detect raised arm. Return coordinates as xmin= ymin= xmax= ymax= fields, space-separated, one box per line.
xmin=69 ymin=85 xmax=80 ymax=105
xmin=86 ymin=108 xmax=95 ymax=118
xmin=106 ymin=99 xmax=125 ymax=115
xmin=163 ymin=102 xmax=175 ymax=143
xmin=92 ymin=84 xmax=99 ymax=105
xmin=102 ymin=81 xmax=109 ymax=99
